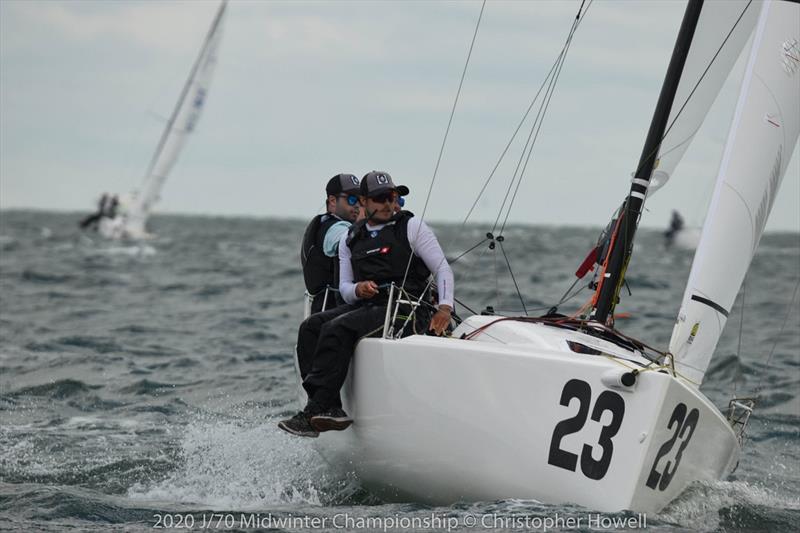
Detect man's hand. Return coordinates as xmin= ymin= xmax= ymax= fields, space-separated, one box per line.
xmin=355 ymin=281 xmax=379 ymax=299
xmin=428 ymin=305 xmax=452 ymax=336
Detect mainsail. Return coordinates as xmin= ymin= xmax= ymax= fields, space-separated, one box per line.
xmin=670 ymin=0 xmax=800 ymax=385
xmin=123 ymin=1 xmax=227 ymax=238
xmin=649 ymin=0 xmax=759 ymax=195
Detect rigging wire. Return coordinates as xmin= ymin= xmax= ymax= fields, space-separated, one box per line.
xmin=399 ymin=0 xmax=486 ymax=297
xmin=449 ymin=0 xmax=592 ymax=315
xmin=734 ymin=278 xmax=746 ymax=396
xmin=753 ymin=275 xmax=800 ymax=399
xmin=498 ymin=239 xmax=527 ymax=315
xmin=496 ymin=7 xmax=582 ymax=236
xmin=416 ymin=0 xmax=486 ymax=226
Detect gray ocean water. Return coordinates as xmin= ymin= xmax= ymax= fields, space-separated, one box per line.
xmin=0 ymin=210 xmax=798 ymax=532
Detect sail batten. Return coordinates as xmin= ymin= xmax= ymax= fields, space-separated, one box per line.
xmin=671 ymin=0 xmax=800 ymax=386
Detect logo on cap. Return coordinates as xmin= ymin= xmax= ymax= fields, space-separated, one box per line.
xmin=376 ymin=174 xmax=388 ymax=185
xmin=350 ymin=175 xmax=359 ymax=186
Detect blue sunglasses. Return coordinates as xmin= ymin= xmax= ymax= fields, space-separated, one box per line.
xmin=338 ymin=194 xmax=359 ymax=206
xmin=398 ymin=196 xmax=405 ymax=208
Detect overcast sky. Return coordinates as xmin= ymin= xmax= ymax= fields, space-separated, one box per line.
xmin=1 ymin=0 xmax=798 ymax=231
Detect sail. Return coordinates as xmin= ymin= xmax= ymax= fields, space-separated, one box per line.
xmin=124 ymin=1 xmax=227 ymax=237
xmin=670 ymin=0 xmax=800 ymax=385
xmin=648 ymin=0 xmax=759 ymax=194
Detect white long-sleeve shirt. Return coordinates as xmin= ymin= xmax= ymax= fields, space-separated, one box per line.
xmin=338 ymin=217 xmax=454 ymax=308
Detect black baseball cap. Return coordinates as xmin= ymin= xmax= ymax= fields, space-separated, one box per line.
xmin=360 ymin=171 xmax=410 ymax=198
xmin=326 ymin=173 xmax=360 ymax=196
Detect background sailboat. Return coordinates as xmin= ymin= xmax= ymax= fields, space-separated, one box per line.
xmin=93 ymin=1 xmax=227 ymax=240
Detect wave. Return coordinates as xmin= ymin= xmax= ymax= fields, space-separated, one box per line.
xmin=127 ymin=412 xmax=359 ymax=509
xmin=6 ymin=379 xmax=101 ymax=400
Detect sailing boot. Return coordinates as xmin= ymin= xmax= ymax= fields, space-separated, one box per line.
xmin=277 ymin=411 xmax=319 ymax=438
xmin=310 ymin=407 xmax=353 ymax=432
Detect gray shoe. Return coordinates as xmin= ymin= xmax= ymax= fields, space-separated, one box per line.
xmin=278 ymin=411 xmax=319 ymax=438
xmin=310 ymin=407 xmax=353 ymax=432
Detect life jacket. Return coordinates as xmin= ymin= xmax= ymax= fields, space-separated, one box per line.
xmin=347 ymin=211 xmax=432 ymax=300
xmin=300 ymin=214 xmax=341 ymax=294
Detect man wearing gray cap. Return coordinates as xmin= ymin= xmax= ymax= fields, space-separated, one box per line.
xmin=280 ymin=171 xmax=454 ymax=437
xmin=300 ymin=173 xmax=361 ymax=315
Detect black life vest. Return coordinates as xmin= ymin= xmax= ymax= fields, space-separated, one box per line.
xmin=300 ymin=214 xmax=341 ymax=294
xmin=347 ymin=211 xmax=432 ymax=300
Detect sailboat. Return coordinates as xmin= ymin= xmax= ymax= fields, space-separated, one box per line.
xmin=310 ymin=0 xmax=799 ymax=513
xmin=93 ymin=1 xmax=227 ymax=240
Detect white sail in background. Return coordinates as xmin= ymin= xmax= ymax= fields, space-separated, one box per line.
xmin=123 ymin=1 xmax=227 ymax=238
xmin=670 ymin=0 xmax=800 ymax=385
xmin=648 ymin=0 xmax=759 ymax=194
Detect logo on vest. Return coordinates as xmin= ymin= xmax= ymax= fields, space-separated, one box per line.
xmin=370 ymin=230 xmax=378 ymax=238
xmin=365 ymin=246 xmax=391 ymax=255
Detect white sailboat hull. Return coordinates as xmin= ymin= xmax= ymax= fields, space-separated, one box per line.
xmin=312 ymin=317 xmax=739 ymax=513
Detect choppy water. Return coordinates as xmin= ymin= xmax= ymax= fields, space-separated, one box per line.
xmin=1 ymin=210 xmax=798 ymax=532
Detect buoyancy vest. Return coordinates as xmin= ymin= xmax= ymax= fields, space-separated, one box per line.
xmin=301 ymin=214 xmax=341 ymax=294
xmin=346 ymin=211 xmax=432 ymax=300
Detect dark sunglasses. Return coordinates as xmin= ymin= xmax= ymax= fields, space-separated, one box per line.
xmin=338 ymin=194 xmax=359 ymax=206
xmin=369 ymin=192 xmax=397 ymax=204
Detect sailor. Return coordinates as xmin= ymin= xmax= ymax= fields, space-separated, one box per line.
xmin=280 ymin=171 xmax=454 ymax=438
xmin=106 ymin=195 xmax=119 ymax=219
xmin=79 ymin=193 xmax=110 ymax=230
xmin=664 ymin=209 xmax=685 ymax=246
xmin=300 ymin=174 xmax=361 ymax=315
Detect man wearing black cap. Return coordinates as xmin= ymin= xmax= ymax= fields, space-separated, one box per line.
xmin=280 ymin=171 xmax=454 ymax=438
xmin=300 ymin=173 xmax=361 ymax=315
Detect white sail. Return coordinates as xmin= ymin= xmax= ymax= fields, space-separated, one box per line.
xmin=670 ymin=0 xmax=800 ymax=385
xmin=648 ymin=0 xmax=759 ymax=194
xmin=123 ymin=1 xmax=227 ymax=238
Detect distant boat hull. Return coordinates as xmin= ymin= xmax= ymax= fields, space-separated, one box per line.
xmin=668 ymin=227 xmax=702 ymax=251
xmin=97 ymin=216 xmax=153 ymax=241
xmin=311 ymin=316 xmax=739 ymax=513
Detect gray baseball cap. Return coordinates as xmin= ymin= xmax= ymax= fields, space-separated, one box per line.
xmin=326 ymin=173 xmax=360 ymax=196
xmin=360 ymin=171 xmax=410 ymax=198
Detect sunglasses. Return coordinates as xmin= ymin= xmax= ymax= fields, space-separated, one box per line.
xmin=398 ymin=196 xmax=405 ymax=208
xmin=338 ymin=194 xmax=359 ymax=206
xmin=369 ymin=192 xmax=397 ymax=204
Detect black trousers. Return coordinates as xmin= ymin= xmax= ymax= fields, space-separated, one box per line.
xmin=309 ymin=290 xmax=339 ymax=315
xmin=296 ymin=303 xmax=358 ymax=408
xmin=302 ymin=301 xmax=429 ymax=410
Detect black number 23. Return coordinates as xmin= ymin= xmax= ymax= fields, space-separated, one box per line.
xmin=645 ymin=402 xmax=699 ymax=491
xmin=547 ymin=379 xmax=625 ymax=480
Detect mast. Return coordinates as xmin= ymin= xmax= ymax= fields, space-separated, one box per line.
xmin=592 ymin=0 xmax=704 ymax=324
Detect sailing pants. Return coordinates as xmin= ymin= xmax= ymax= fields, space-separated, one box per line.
xmin=296 ymin=303 xmax=358 ymax=406
xmin=302 ymin=303 xmax=390 ymax=410
xmin=309 ymin=289 xmax=340 ymax=315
